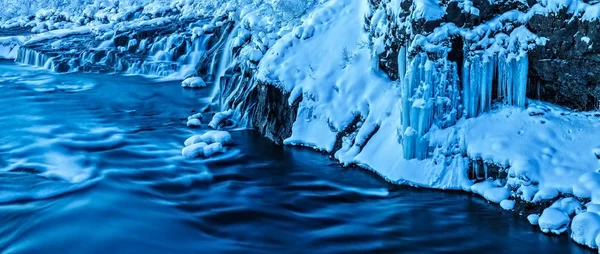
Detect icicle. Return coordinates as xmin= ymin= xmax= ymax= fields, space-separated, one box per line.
xmin=400 ymin=52 xmax=461 ymax=160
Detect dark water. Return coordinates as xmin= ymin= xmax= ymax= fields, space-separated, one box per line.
xmin=0 ymin=60 xmax=592 ymax=253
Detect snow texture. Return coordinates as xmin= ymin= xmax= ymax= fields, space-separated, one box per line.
xmin=182 ymin=77 xmax=206 ymax=88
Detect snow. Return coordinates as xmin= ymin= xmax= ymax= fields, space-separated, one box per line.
xmin=471 ymin=181 xmax=511 ymax=203
xmin=500 ymin=200 xmax=516 ymax=210
xmin=185 ymin=131 xmax=233 ymax=146
xmin=182 ymin=142 xmax=208 ymax=158
xmin=571 ymin=212 xmax=600 ymax=249
xmin=539 ymin=208 xmax=570 ymax=234
xmin=209 ymin=110 xmax=234 ymax=129
xmin=182 ymin=77 xmax=206 ymax=88
xmin=183 ymin=131 xmax=232 ymax=158
xmin=0 ymin=36 xmax=26 ymax=59
xmin=187 ymin=119 xmax=201 ymax=127
xmin=202 ymin=142 xmax=225 ymax=157
xmin=528 ymin=214 xmax=540 ymax=225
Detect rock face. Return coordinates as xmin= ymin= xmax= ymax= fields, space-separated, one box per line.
xmin=528 ymin=13 xmax=600 ymax=110
xmin=248 ymin=83 xmax=300 ymax=145
xmin=370 ymin=0 xmax=600 ymax=110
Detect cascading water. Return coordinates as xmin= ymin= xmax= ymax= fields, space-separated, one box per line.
xmin=125 ymin=32 xmax=215 ymax=78
xmin=16 ymin=47 xmax=52 ymax=70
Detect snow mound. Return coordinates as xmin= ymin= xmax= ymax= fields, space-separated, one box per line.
xmin=471 ymin=181 xmax=511 ymax=203
xmin=182 ymin=142 xmax=208 ymax=158
xmin=184 ymin=131 xmax=233 ymax=146
xmin=539 ymin=208 xmax=570 ymax=235
xmin=209 ymin=110 xmax=234 ymax=129
xmin=571 ymin=212 xmax=600 ymax=249
xmin=187 ymin=119 xmax=201 ymax=127
xmin=182 ymin=77 xmax=206 ymax=88
xmin=527 ymin=214 xmax=540 ymax=225
xmin=500 ymin=200 xmax=516 ymax=210
xmin=182 ymin=130 xmax=232 ymax=159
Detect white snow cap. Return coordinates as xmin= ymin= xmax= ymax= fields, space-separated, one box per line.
xmin=182 ymin=77 xmax=206 ymax=88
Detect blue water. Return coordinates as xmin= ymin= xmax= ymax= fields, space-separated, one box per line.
xmin=0 ymin=60 xmax=592 ymax=253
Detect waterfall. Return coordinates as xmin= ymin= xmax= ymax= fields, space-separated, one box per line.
xmin=16 ymin=48 xmax=51 ymax=69
xmin=212 ymin=23 xmax=240 ymax=111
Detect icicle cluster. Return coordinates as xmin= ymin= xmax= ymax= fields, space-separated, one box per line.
xmin=462 ymin=53 xmax=529 ymax=118
xmin=400 ymin=48 xmax=460 ymax=160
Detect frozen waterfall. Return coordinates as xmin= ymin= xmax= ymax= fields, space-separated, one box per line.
xmin=400 ymin=49 xmax=530 ymax=160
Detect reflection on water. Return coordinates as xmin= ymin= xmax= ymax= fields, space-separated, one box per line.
xmin=0 ymin=60 xmax=593 ymax=253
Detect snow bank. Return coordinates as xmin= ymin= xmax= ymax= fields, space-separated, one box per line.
xmin=0 ymin=36 xmax=27 ymax=59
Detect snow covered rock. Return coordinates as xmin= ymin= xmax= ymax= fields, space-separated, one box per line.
xmin=186 ymin=119 xmax=201 ymax=127
xmin=500 ymin=200 xmax=516 ymax=210
xmin=202 ymin=142 xmax=225 ymax=157
xmin=539 ymin=208 xmax=571 ymax=235
xmin=184 ymin=131 xmax=232 ymax=146
xmin=208 ymin=110 xmax=234 ymax=129
xmin=571 ymin=212 xmax=600 ymax=249
xmin=182 ymin=77 xmax=206 ymax=88
xmin=186 ymin=113 xmax=203 ymax=127
xmin=182 ymin=142 xmax=208 ymax=158
xmin=550 ymin=198 xmax=582 ymax=216
xmin=471 ymin=181 xmax=511 ymax=203
xmin=188 ymin=113 xmax=203 ymax=121
xmin=527 ymin=214 xmax=540 ymax=225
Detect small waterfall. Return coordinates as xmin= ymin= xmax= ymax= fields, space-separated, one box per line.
xmin=16 ymin=48 xmax=51 ymax=69
xmin=213 ymin=23 xmax=241 ymax=112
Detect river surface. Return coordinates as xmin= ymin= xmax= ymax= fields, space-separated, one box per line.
xmin=0 ymin=60 xmax=592 ymax=253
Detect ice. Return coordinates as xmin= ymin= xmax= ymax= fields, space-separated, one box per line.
xmin=539 ymin=208 xmax=570 ymax=234
xmin=571 ymin=212 xmax=600 ymax=249
xmin=527 ymin=214 xmax=540 ymax=225
xmin=182 ymin=77 xmax=206 ymax=88
xmin=500 ymin=200 xmax=516 ymax=210
xmin=182 ymin=142 xmax=208 ymax=158
xmin=401 ymin=53 xmax=460 ymax=159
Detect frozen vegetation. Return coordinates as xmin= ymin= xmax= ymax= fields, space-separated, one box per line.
xmin=3 ymin=0 xmax=600 ymax=251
